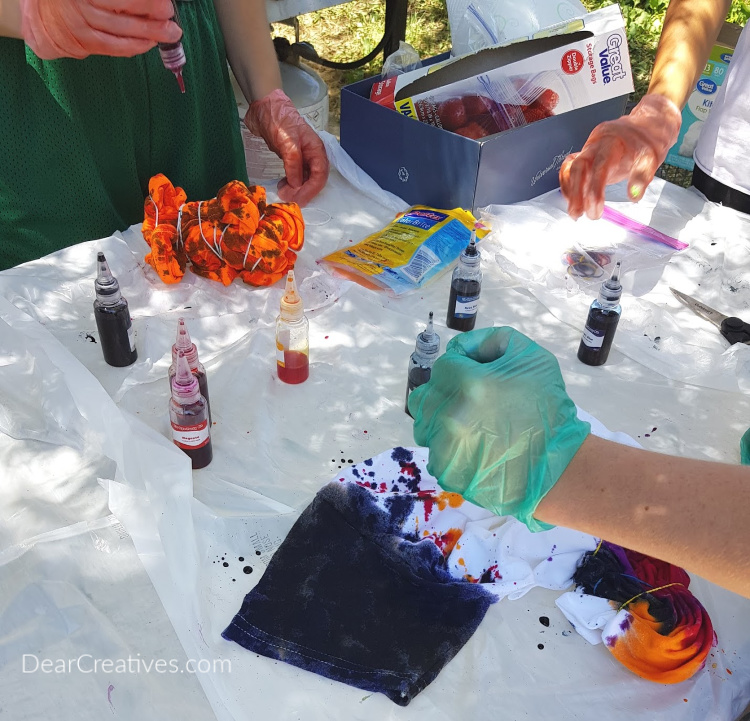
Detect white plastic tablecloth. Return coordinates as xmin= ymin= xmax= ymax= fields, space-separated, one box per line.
xmin=1 ymin=134 xmax=749 ymax=720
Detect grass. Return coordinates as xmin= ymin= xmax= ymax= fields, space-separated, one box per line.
xmin=272 ymin=0 xmax=749 ymax=133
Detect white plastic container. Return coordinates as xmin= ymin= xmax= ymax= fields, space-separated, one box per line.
xmin=230 ymin=61 xmax=329 ymax=184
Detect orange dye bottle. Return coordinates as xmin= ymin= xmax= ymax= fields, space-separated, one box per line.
xmin=276 ymin=270 xmax=309 ymax=384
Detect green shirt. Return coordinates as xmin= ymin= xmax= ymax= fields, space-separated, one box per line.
xmin=0 ymin=0 xmax=248 ymax=270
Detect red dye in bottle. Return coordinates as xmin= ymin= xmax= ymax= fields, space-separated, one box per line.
xmin=277 ymin=350 xmax=309 ymax=384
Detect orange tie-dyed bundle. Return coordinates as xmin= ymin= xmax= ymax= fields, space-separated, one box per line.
xmin=142 ymin=174 xmax=304 ymax=287
xmin=574 ymin=542 xmax=715 ymax=684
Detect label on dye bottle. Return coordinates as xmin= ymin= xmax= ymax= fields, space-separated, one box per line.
xmin=581 ymin=325 xmax=605 ymax=348
xmin=172 ymin=420 xmax=210 ymax=449
xmin=276 ymin=341 xmax=286 ymax=366
xmin=453 ymin=294 xmax=479 ymax=318
xmin=127 ymin=324 xmax=136 ymax=352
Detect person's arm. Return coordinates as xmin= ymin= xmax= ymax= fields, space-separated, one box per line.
xmin=647 ymin=0 xmax=732 ymax=108
xmin=213 ymin=0 xmax=281 ymax=102
xmin=559 ymin=0 xmax=731 ymax=220
xmin=536 ymin=434 xmax=750 ymax=599
xmin=0 ymin=0 xmax=22 ymax=39
xmin=214 ymin=0 xmax=329 ymax=206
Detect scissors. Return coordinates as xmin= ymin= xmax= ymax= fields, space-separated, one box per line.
xmin=670 ymin=288 xmax=750 ymax=345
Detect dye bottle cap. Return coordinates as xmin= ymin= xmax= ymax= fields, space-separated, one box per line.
xmin=414 ymin=311 xmax=441 ymax=366
xmin=172 ymin=317 xmax=199 ymax=368
xmin=171 ymin=350 xmax=200 ymax=404
xmin=460 ymin=230 xmax=481 ymax=268
xmin=280 ymin=270 xmax=304 ymax=321
xmin=94 ymin=252 xmax=122 ymax=304
xmin=599 ymin=261 xmax=623 ymax=304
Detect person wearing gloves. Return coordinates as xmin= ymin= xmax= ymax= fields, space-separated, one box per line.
xmin=407 ymin=326 xmax=750 ymax=600
xmin=0 ymin=0 xmax=328 ymax=270
xmin=559 ymin=0 xmax=747 ymax=219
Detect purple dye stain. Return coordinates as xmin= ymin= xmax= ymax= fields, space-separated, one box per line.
xmin=619 ymin=614 xmax=632 ymax=633
xmin=391 ymin=447 xmax=414 ymax=464
xmin=604 ymin=635 xmax=617 ymax=648
xmin=107 ymin=684 xmax=114 ymax=709
xmin=547 ymin=557 xmax=553 ymax=562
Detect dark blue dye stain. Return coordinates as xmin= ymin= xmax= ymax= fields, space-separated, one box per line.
xmin=352 ymin=468 xmax=361 ymax=478
xmin=391 ymin=447 xmax=414 ymax=464
xmin=364 ymin=458 xmax=373 ymax=466
xmin=368 ymin=471 xmax=375 ymax=477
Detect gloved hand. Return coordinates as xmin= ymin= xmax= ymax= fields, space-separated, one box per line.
xmin=408 ymin=327 xmax=590 ymax=532
xmin=559 ymin=94 xmax=682 ymax=220
xmin=244 ymin=89 xmax=329 ymax=207
xmin=20 ymin=0 xmax=180 ymax=60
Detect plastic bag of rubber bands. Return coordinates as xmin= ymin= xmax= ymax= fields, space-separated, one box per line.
xmin=142 ymin=174 xmax=304 ymax=287
xmin=318 ymin=206 xmax=489 ymax=295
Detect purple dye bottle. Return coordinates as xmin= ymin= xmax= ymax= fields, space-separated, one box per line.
xmin=168 ymin=318 xmax=211 ymax=425
xmin=159 ymin=0 xmax=186 ymax=93
xmin=170 ymin=350 xmax=212 ymax=469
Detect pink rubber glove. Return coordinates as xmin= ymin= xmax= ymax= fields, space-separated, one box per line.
xmin=20 ymin=0 xmax=180 ymax=60
xmin=244 ymin=89 xmax=329 ymax=207
xmin=559 ymin=95 xmax=682 ymax=220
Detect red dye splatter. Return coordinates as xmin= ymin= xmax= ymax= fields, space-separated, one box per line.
xmin=726 ymin=668 xmax=733 ymax=675
xmin=418 ymin=490 xmax=435 ymax=521
xmin=400 ymin=462 xmax=418 ymax=477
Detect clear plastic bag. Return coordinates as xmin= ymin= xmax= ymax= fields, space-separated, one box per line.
xmin=381 ymin=40 xmax=423 ymax=79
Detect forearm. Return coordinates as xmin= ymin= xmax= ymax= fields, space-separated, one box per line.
xmin=535 ymin=434 xmax=750 ymax=598
xmin=646 ymin=0 xmax=731 ymax=109
xmin=214 ymin=0 xmax=281 ymax=102
xmin=0 ymin=0 xmax=22 ymax=39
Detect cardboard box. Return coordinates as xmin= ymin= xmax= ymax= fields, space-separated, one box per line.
xmin=664 ymin=22 xmax=742 ymax=171
xmin=340 ymin=54 xmax=628 ymax=212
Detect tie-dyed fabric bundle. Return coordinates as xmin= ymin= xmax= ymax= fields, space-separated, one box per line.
xmin=572 ymin=542 xmax=715 ymax=684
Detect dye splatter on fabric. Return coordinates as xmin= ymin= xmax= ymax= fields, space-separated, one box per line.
xmin=558 ymin=542 xmax=715 ymax=684
xmin=223 ymin=447 xmax=714 ymax=700
xmin=222 ymin=478 xmax=496 ymax=706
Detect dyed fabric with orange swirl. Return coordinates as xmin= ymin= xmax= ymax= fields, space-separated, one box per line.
xmin=574 ymin=542 xmax=714 ymax=684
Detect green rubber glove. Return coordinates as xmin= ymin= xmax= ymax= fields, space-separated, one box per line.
xmin=408 ymin=327 xmax=590 ymax=532
xmin=741 ymin=428 xmax=750 ymax=466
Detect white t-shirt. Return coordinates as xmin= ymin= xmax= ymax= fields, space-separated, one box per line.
xmin=694 ymin=22 xmax=750 ymax=194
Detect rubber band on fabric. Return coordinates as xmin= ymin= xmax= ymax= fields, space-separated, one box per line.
xmin=618 ymin=582 xmax=685 ymax=612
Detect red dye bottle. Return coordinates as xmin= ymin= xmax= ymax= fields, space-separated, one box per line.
xmin=276 ymin=270 xmax=309 ymax=384
xmin=168 ymin=318 xmax=211 ymax=425
xmin=170 ymin=350 xmax=212 ymax=469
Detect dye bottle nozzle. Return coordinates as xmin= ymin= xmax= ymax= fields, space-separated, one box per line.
xmin=95 ymin=252 xmax=122 ymax=304
xmin=172 ymin=350 xmax=200 ymax=403
xmin=405 ymin=311 xmax=441 ymax=416
xmin=598 ymin=260 xmax=623 ymax=305
xmin=172 ymin=317 xmax=199 ymax=367
xmin=159 ymin=0 xmax=186 ymax=93
xmin=169 ymin=317 xmax=211 ymax=423
xmin=578 ymin=260 xmax=623 ymax=367
xmin=280 ymin=270 xmax=304 ymax=321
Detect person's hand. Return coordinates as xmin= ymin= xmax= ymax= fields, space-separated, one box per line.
xmin=408 ymin=327 xmax=590 ymax=531
xmin=20 ymin=0 xmax=181 ymax=60
xmin=559 ymin=94 xmax=682 ymax=220
xmin=244 ymin=89 xmax=329 ymax=207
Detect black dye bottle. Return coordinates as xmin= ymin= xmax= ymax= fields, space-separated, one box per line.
xmin=578 ymin=261 xmax=622 ymax=367
xmin=447 ymin=231 xmax=482 ymax=332
xmin=405 ymin=311 xmax=441 ymax=417
xmin=94 ymin=252 xmax=137 ymax=367
xmin=170 ymin=350 xmax=213 ymax=469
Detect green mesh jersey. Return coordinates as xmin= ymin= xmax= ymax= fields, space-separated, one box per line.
xmin=0 ymin=0 xmax=248 ymax=270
